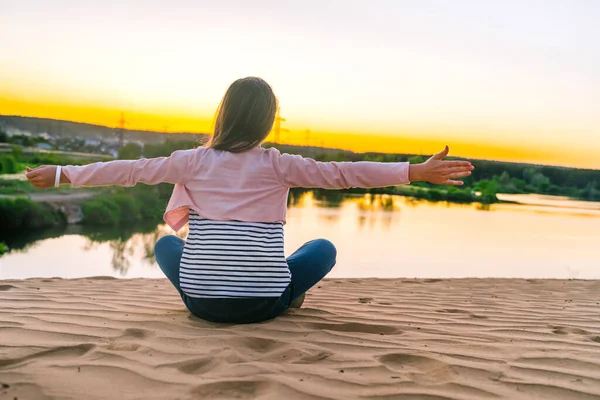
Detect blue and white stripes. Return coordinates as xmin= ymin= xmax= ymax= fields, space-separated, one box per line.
xmin=179 ymin=212 xmax=291 ymax=298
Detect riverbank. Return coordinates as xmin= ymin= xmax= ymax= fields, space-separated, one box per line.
xmin=1 ymin=278 xmax=599 ymax=399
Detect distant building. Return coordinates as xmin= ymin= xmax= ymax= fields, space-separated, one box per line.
xmin=84 ymin=138 xmax=101 ymax=146
xmin=36 ymin=143 xmax=53 ymax=150
xmin=5 ymin=127 xmax=32 ymax=137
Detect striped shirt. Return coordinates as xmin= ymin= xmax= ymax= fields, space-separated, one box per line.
xmin=179 ymin=211 xmax=291 ymax=298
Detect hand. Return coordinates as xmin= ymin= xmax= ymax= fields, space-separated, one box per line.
xmin=409 ymin=146 xmax=474 ymax=186
xmin=25 ymin=165 xmax=59 ymax=188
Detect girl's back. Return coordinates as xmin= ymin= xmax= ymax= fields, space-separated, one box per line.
xmin=25 ymin=76 xmax=473 ymax=324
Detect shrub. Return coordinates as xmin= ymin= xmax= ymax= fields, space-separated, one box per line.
xmin=0 ymin=155 xmax=18 ymax=174
xmin=111 ymin=194 xmax=142 ymax=222
xmin=0 ymin=197 xmax=66 ymax=235
xmin=118 ymin=143 xmax=143 ymax=160
xmin=81 ymin=184 xmax=168 ymax=226
xmin=425 ymin=188 xmax=445 ymax=202
xmin=446 ymin=186 xmax=476 ymax=203
xmin=81 ymin=197 xmax=122 ymax=226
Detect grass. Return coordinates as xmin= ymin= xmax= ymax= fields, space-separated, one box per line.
xmin=0 ymin=179 xmax=108 ymax=196
xmin=0 ymin=179 xmax=74 ymax=195
xmin=0 ymin=197 xmax=67 ymax=236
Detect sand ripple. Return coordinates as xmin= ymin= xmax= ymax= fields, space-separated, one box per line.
xmin=1 ymin=278 xmax=600 ymax=399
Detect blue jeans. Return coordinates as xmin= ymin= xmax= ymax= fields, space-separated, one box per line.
xmin=154 ymin=236 xmax=336 ymax=324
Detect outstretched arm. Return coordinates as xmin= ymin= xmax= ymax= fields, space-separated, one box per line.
xmin=275 ymin=153 xmax=410 ymax=189
xmin=274 ymin=146 xmax=473 ymax=189
xmin=408 ymin=146 xmax=474 ymax=185
xmin=26 ymin=149 xmax=198 ymax=188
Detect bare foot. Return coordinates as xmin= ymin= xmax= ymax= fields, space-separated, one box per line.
xmin=289 ymin=293 xmax=305 ymax=309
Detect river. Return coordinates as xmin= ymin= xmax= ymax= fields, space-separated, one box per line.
xmin=1 ymin=192 xmax=598 ymax=280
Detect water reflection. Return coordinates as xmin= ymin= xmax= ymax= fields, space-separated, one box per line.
xmin=80 ymin=224 xmax=189 ymax=274
xmin=1 ymin=223 xmax=189 ymax=275
xmin=2 ymin=192 xmax=406 ymax=275
xmin=312 ymin=190 xmax=345 ymax=208
xmin=1 ymin=191 xmax=598 ymax=279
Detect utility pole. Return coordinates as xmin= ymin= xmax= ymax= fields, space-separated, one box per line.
xmin=115 ymin=112 xmax=126 ymax=146
xmin=273 ymin=107 xmax=288 ymax=144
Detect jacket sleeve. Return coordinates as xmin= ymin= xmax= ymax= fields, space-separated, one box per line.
xmin=273 ymin=152 xmax=410 ymax=189
xmin=63 ymin=149 xmax=198 ymax=187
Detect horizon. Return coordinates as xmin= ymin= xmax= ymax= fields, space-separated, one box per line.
xmin=1 ymin=1 xmax=599 ymax=169
xmin=3 ymin=114 xmax=598 ymax=171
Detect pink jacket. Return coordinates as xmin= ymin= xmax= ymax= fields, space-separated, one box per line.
xmin=63 ymin=146 xmax=410 ymax=232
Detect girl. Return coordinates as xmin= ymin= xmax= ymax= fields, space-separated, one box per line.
xmin=26 ymin=77 xmax=474 ymax=324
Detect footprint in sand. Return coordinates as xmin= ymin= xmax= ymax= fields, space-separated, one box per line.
xmin=294 ymin=351 xmax=332 ymax=364
xmin=121 ymin=328 xmax=154 ymax=339
xmin=378 ymin=353 xmax=456 ymax=384
xmin=379 ymin=353 xmax=446 ymax=370
xmin=0 ymin=344 xmax=95 ymax=368
xmin=105 ymin=328 xmax=153 ymax=352
xmin=191 ymin=380 xmax=269 ymax=399
xmin=172 ymin=357 xmax=218 ymax=374
xmin=550 ymin=325 xmax=588 ymax=335
xmin=106 ymin=343 xmax=141 ymax=351
xmin=436 ymin=309 xmax=488 ymax=319
xmin=231 ymin=336 xmax=283 ymax=353
xmin=437 ymin=308 xmax=469 ymax=314
xmin=526 ymin=279 xmax=542 ymax=284
xmin=305 ymin=322 xmax=401 ymax=335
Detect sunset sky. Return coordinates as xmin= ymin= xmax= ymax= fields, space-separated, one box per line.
xmin=1 ymin=0 xmax=599 ymax=168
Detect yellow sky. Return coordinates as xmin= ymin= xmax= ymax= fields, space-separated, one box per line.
xmin=1 ymin=1 xmax=599 ymax=169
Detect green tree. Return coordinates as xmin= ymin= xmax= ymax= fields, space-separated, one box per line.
xmin=408 ymin=155 xmax=426 ymax=164
xmin=118 ymin=143 xmax=143 ymax=160
xmin=0 ymin=155 xmax=18 ymax=174
xmin=82 ymin=197 xmax=122 ymax=226
xmin=446 ymin=186 xmax=476 ymax=202
xmin=531 ymin=172 xmax=550 ymax=191
xmin=512 ymin=178 xmax=527 ymax=191
xmin=499 ymin=171 xmax=511 ymax=186
xmin=581 ymin=181 xmax=598 ymax=201
xmin=112 ymin=195 xmax=142 ymax=222
xmin=425 ymin=188 xmax=445 ymax=201
xmin=0 ymin=197 xmax=66 ymax=234
xmin=0 ymin=130 xmax=7 ymax=143
xmin=11 ymin=145 xmax=23 ymax=160
xmin=475 ymin=179 xmax=499 ymax=203
xmin=523 ymin=168 xmax=536 ymax=184
xmin=364 ymin=154 xmax=384 ymax=162
xmin=143 ymin=139 xmax=195 ymax=158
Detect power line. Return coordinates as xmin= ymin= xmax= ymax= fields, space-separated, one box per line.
xmin=115 ymin=112 xmax=126 ymax=146
xmin=273 ymin=107 xmax=288 ymax=144
xmin=305 ymin=129 xmax=311 ymax=146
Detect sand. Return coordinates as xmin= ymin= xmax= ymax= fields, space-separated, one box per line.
xmin=1 ymin=278 xmax=600 ymax=400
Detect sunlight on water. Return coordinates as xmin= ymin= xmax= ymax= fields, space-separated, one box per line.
xmin=1 ymin=192 xmax=598 ymax=280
